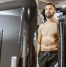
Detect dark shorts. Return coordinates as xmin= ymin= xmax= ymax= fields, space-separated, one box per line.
xmin=38 ymin=50 xmax=58 ymax=67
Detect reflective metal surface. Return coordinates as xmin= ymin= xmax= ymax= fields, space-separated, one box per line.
xmin=0 ymin=8 xmax=21 ymax=67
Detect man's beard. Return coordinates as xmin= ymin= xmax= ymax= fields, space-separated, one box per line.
xmin=45 ymin=12 xmax=54 ymax=18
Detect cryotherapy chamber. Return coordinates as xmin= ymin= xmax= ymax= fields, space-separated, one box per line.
xmin=57 ymin=15 xmax=66 ymax=67
xmin=0 ymin=8 xmax=23 ymax=67
xmin=0 ymin=0 xmax=36 ymax=67
xmin=55 ymin=12 xmax=65 ymax=67
xmin=57 ymin=21 xmax=65 ymax=67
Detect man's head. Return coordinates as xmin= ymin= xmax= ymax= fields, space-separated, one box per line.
xmin=45 ymin=3 xmax=56 ymax=18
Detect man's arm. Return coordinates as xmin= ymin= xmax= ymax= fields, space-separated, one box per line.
xmin=37 ymin=26 xmax=42 ymax=57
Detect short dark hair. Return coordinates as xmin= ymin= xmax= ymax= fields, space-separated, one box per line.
xmin=45 ymin=3 xmax=56 ymax=10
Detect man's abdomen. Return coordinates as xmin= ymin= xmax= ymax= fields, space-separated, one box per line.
xmin=41 ymin=35 xmax=58 ymax=51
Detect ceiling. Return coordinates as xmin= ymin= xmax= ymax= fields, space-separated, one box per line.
xmin=0 ymin=8 xmax=21 ymax=16
xmin=39 ymin=0 xmax=66 ymax=4
xmin=38 ymin=0 xmax=66 ymax=10
xmin=0 ymin=0 xmax=18 ymax=3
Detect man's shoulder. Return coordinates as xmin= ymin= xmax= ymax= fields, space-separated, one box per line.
xmin=39 ymin=23 xmax=45 ymax=29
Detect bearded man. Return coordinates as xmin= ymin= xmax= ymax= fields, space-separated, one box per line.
xmin=37 ymin=3 xmax=58 ymax=67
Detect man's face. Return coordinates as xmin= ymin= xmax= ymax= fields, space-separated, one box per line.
xmin=45 ymin=5 xmax=55 ymax=18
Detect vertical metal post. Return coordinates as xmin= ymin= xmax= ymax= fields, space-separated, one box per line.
xmin=60 ymin=22 xmax=63 ymax=67
xmin=60 ymin=22 xmax=64 ymax=67
xmin=18 ymin=7 xmax=24 ymax=67
xmin=0 ymin=30 xmax=3 ymax=67
xmin=18 ymin=7 xmax=24 ymax=51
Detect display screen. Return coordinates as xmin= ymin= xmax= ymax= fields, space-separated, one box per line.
xmin=54 ymin=12 xmax=63 ymax=19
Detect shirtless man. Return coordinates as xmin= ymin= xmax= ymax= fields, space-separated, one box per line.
xmin=37 ymin=3 xmax=59 ymax=67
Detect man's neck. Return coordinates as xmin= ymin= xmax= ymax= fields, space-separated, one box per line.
xmin=47 ymin=16 xmax=56 ymax=23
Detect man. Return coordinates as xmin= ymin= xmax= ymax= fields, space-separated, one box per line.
xmin=37 ymin=3 xmax=59 ymax=67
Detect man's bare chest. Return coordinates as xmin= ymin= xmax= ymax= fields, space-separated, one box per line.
xmin=41 ymin=23 xmax=57 ymax=35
